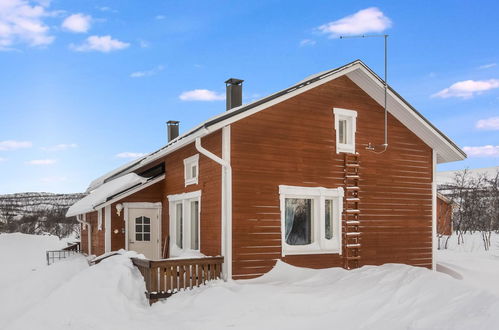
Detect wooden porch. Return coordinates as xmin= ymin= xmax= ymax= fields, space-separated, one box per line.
xmin=131 ymin=256 xmax=224 ymax=303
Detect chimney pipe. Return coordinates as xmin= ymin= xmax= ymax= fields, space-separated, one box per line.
xmin=225 ymin=78 xmax=244 ymax=111
xmin=166 ymin=120 xmax=179 ymax=142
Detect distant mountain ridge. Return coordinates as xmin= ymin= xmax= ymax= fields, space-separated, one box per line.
xmin=0 ymin=192 xmax=86 ymax=238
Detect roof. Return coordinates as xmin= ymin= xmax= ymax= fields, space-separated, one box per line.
xmin=87 ymin=60 xmax=466 ymax=192
xmin=67 ymin=173 xmax=159 ymax=216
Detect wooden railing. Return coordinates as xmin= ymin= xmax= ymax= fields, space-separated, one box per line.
xmin=131 ymin=256 xmax=224 ymax=303
xmin=46 ymin=242 xmax=81 ymax=265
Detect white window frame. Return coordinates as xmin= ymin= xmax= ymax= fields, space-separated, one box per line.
xmin=279 ymin=185 xmax=343 ymax=256
xmin=183 ymin=154 xmax=199 ymax=186
xmin=168 ymin=190 xmax=201 ymax=256
xmin=333 ymin=108 xmax=357 ymax=154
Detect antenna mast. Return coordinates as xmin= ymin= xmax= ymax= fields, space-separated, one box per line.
xmin=340 ymin=34 xmax=389 ymax=153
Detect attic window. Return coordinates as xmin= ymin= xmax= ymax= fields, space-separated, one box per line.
xmin=333 ymin=108 xmax=357 ymax=154
xmin=184 ymin=154 xmax=199 ymax=186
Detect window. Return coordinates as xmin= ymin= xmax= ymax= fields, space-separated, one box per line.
xmin=135 ymin=216 xmax=151 ymax=241
xmin=285 ymin=198 xmax=312 ymax=245
xmin=168 ymin=190 xmax=201 ymax=256
xmin=279 ymin=185 xmax=343 ymax=256
xmin=175 ymin=203 xmax=183 ymax=248
xmin=184 ymin=154 xmax=199 ymax=186
xmin=190 ymin=200 xmax=199 ymax=250
xmin=333 ymin=108 xmax=357 ymax=154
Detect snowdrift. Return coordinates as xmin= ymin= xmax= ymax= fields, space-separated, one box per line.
xmin=2 ymin=233 xmax=499 ymax=330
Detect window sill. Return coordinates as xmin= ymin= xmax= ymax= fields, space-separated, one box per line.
xmin=184 ymin=178 xmax=198 ymax=186
xmin=336 ymin=144 xmax=355 ymax=154
xmin=282 ymin=243 xmax=341 ymax=256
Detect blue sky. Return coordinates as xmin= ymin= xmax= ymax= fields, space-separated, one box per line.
xmin=0 ymin=0 xmax=498 ymax=194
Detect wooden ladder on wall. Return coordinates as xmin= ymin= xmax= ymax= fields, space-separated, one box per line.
xmin=343 ymin=153 xmax=361 ymax=269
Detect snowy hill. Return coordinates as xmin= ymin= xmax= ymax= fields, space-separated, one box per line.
xmin=437 ymin=166 xmax=499 ymax=186
xmin=0 ymin=192 xmax=85 ymax=238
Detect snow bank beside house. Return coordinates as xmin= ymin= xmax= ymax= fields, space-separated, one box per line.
xmin=7 ymin=253 xmax=149 ymax=330
xmin=152 ymin=262 xmax=499 ymax=330
xmin=437 ymin=233 xmax=499 ymax=296
xmin=2 ymin=233 xmax=499 ymax=330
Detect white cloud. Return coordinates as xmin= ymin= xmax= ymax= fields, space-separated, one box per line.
xmin=0 ymin=0 xmax=55 ymax=49
xmin=40 ymin=176 xmax=66 ymax=183
xmin=26 ymin=159 xmax=57 ymax=165
xmin=479 ymin=63 xmax=497 ymax=70
xmin=476 ymin=117 xmax=499 ymax=130
xmin=463 ymin=145 xmax=499 ymax=157
xmin=138 ymin=39 xmax=149 ymax=48
xmin=0 ymin=157 xmax=7 ymax=163
xmin=40 ymin=143 xmax=77 ymax=151
xmin=130 ymin=65 xmax=164 ymax=78
xmin=116 ymin=152 xmax=147 ymax=159
xmin=0 ymin=140 xmax=32 ymax=150
xmin=318 ymin=7 xmax=392 ymax=38
xmin=432 ymin=79 xmax=499 ymax=99
xmin=179 ymin=89 xmax=225 ymax=101
xmin=61 ymin=13 xmax=91 ymax=33
xmin=155 ymin=15 xmax=165 ymax=20
xmin=299 ymin=39 xmax=316 ymax=47
xmin=70 ymin=35 xmax=129 ymax=52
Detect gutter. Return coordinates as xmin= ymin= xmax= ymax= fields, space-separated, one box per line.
xmin=194 ymin=127 xmax=232 ymax=280
xmin=77 ymin=214 xmax=92 ymax=255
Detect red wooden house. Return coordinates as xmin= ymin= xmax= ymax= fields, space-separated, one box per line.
xmin=67 ymin=60 xmax=465 ymax=280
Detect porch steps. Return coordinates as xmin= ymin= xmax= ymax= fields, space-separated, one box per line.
xmin=343 ymin=152 xmax=361 ymax=270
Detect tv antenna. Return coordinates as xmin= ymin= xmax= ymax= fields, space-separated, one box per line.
xmin=340 ymin=34 xmax=389 ymax=153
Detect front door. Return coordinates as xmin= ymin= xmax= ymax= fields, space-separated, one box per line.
xmin=128 ymin=207 xmax=160 ymax=259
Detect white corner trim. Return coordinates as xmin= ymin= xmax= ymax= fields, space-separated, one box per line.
xmin=432 ymin=150 xmax=437 ymax=270
xmin=195 ymin=128 xmax=232 ymax=280
xmin=104 ymin=205 xmax=111 ymax=253
xmin=97 ymin=208 xmax=103 ymax=231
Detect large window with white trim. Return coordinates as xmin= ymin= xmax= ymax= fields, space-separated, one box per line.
xmin=279 ymin=185 xmax=343 ymax=256
xmin=333 ymin=108 xmax=357 ymax=154
xmin=168 ymin=190 xmax=201 ymax=256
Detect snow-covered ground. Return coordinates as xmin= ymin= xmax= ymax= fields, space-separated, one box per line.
xmin=1 ymin=233 xmax=499 ymax=330
xmin=437 ymin=233 xmax=499 ymax=296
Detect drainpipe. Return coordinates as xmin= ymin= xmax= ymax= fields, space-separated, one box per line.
xmin=77 ymin=214 xmax=92 ymax=255
xmin=195 ymin=126 xmax=232 ymax=280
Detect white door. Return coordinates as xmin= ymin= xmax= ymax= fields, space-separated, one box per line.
xmin=128 ymin=208 xmax=160 ymax=259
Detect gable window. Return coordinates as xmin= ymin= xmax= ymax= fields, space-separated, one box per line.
xmin=168 ymin=190 xmax=201 ymax=256
xmin=279 ymin=185 xmax=343 ymax=256
xmin=333 ymin=108 xmax=357 ymax=154
xmin=183 ymin=154 xmax=199 ymax=186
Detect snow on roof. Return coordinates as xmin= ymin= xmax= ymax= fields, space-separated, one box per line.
xmin=66 ymin=173 xmax=148 ymax=217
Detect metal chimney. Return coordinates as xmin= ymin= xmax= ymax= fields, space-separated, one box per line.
xmin=167 ymin=120 xmax=179 ymax=142
xmin=225 ymin=78 xmax=244 ymax=111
